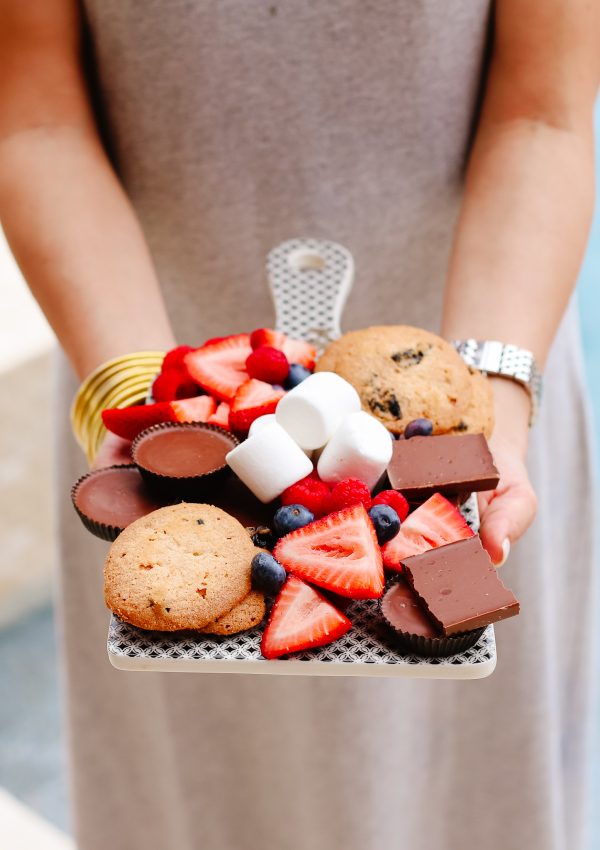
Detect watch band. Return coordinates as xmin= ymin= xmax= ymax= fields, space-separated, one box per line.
xmin=453 ymin=339 xmax=543 ymax=427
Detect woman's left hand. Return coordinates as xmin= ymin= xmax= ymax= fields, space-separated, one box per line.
xmin=91 ymin=432 xmax=132 ymax=470
xmin=477 ymin=379 xmax=537 ymax=566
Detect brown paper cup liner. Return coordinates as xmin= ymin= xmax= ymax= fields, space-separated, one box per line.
xmin=131 ymin=421 xmax=239 ymax=502
xmin=71 ymin=464 xmax=165 ymax=542
xmin=379 ymin=576 xmax=484 ymax=658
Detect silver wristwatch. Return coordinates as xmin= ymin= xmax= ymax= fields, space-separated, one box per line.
xmin=453 ymin=339 xmax=543 ymax=427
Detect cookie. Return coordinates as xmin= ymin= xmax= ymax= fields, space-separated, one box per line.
xmin=104 ymin=503 xmax=256 ymax=631
xmin=448 ymin=367 xmax=494 ymax=438
xmin=316 ymin=326 xmax=472 ymax=435
xmin=200 ymin=589 xmax=266 ymax=635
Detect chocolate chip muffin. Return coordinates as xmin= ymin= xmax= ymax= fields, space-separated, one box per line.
xmin=316 ymin=326 xmax=473 ymax=435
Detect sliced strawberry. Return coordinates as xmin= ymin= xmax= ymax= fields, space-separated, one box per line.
xmin=250 ymin=328 xmax=287 ymax=351
xmin=274 ymin=503 xmax=384 ymax=599
xmin=185 ymin=334 xmax=252 ymax=402
xmin=152 ymin=367 xmax=198 ymax=403
xmin=103 ymin=395 xmax=216 ymax=441
xmin=381 ymin=493 xmax=474 ymax=570
xmin=162 ymin=345 xmax=194 ymax=371
xmin=282 ymin=338 xmax=317 ymax=370
xmin=229 ymin=379 xmax=286 ymax=434
xmin=207 ymin=401 xmax=231 ymax=429
xmin=102 ymin=403 xmax=176 ymax=441
xmin=261 ymin=575 xmax=352 ymax=659
xmin=170 ymin=395 xmax=216 ymax=423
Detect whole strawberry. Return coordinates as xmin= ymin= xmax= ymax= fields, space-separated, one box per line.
xmin=246 ymin=346 xmax=290 ymax=385
xmin=326 ymin=478 xmax=372 ymax=514
xmin=371 ymin=490 xmax=410 ymax=522
xmin=281 ymin=473 xmax=331 ymax=518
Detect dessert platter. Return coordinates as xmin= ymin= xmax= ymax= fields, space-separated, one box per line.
xmin=72 ymin=239 xmax=519 ymax=679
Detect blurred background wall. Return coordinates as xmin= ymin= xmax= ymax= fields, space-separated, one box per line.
xmin=0 ymin=229 xmax=57 ymax=628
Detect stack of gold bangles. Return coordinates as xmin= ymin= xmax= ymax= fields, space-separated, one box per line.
xmin=71 ymin=351 xmax=166 ymax=464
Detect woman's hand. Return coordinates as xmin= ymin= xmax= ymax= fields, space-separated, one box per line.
xmin=91 ymin=432 xmax=132 ymax=470
xmin=477 ymin=379 xmax=537 ymax=566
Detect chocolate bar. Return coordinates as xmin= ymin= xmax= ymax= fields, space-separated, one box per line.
xmin=386 ymin=433 xmax=499 ymax=500
xmin=401 ymin=536 xmax=520 ymax=635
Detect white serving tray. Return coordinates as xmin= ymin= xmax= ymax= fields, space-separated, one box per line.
xmin=107 ymin=239 xmax=497 ymax=680
xmin=108 ymin=486 xmax=496 ymax=679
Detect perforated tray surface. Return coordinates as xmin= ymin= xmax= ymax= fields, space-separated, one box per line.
xmin=107 ymin=496 xmax=497 ymax=679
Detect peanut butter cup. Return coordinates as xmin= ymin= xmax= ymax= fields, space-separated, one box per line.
xmin=71 ymin=464 xmax=165 ymax=541
xmin=132 ymin=422 xmax=239 ymax=500
xmin=380 ymin=577 xmax=483 ymax=657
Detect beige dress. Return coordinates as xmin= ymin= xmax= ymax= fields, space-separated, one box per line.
xmin=56 ymin=2 xmax=596 ymax=848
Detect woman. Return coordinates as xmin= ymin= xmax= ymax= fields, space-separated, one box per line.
xmin=0 ymin=2 xmax=598 ymax=849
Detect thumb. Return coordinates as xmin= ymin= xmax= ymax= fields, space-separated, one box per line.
xmin=478 ymin=485 xmax=536 ymax=566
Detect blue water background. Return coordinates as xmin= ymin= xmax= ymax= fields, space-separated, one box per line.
xmin=578 ymin=101 xmax=600 ymax=850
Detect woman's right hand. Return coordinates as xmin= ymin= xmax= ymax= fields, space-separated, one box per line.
xmin=91 ymin=432 xmax=132 ymax=470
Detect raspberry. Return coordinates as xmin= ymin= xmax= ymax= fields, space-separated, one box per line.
xmin=152 ymin=368 xmax=198 ymax=402
xmin=250 ymin=328 xmax=287 ymax=351
xmin=246 ymin=346 xmax=290 ymax=384
xmin=163 ymin=345 xmax=194 ymax=371
xmin=371 ymin=490 xmax=409 ymax=522
xmin=281 ymin=474 xmax=331 ymax=518
xmin=326 ymin=478 xmax=372 ymax=514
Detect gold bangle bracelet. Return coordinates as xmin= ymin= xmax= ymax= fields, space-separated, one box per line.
xmin=70 ymin=351 xmax=166 ymax=463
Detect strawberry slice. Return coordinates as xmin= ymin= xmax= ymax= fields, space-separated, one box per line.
xmin=282 ymin=338 xmax=316 ymax=370
xmin=229 ymin=379 xmax=286 ymax=434
xmin=184 ymin=334 xmax=252 ymax=402
xmin=152 ymin=367 xmax=198 ymax=403
xmin=102 ymin=403 xmax=175 ymax=442
xmin=261 ymin=575 xmax=352 ymax=659
xmin=162 ymin=345 xmax=195 ymax=371
xmin=274 ymin=504 xmax=384 ymax=599
xmin=170 ymin=395 xmax=216 ymax=422
xmin=102 ymin=395 xmax=216 ymax=441
xmin=381 ymin=493 xmax=474 ymax=570
xmin=207 ymin=401 xmax=231 ymax=429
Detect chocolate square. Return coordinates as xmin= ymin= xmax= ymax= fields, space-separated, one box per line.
xmin=387 ymin=434 xmax=499 ymax=501
xmin=401 ymin=536 xmax=520 ymax=635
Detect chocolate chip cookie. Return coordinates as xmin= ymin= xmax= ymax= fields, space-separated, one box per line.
xmin=104 ymin=503 xmax=256 ymax=631
xmin=316 ymin=326 xmax=472 ymax=435
xmin=448 ymin=367 xmax=494 ymax=438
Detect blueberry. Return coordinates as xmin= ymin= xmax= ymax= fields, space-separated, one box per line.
xmin=404 ymin=418 xmax=433 ymax=439
xmin=273 ymin=504 xmax=314 ymax=536
xmin=368 ymin=504 xmax=401 ymax=544
xmin=285 ymin=363 xmax=312 ymax=389
xmin=248 ymin=525 xmax=275 ymax=550
xmin=251 ymin=552 xmax=287 ymax=594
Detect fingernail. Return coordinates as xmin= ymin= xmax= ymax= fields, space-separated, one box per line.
xmin=497 ymin=538 xmax=511 ymax=567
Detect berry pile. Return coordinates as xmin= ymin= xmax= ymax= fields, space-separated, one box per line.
xmin=101 ymin=329 xmax=317 ymax=441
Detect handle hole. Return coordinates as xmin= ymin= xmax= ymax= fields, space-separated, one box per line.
xmin=288 ymin=250 xmax=327 ymax=272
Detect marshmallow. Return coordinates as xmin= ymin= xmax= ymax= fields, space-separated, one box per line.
xmin=248 ymin=414 xmax=277 ymax=437
xmin=276 ymin=371 xmax=361 ymax=451
xmin=226 ymin=420 xmax=313 ymax=503
xmin=317 ymin=411 xmax=394 ymax=490
xmin=249 ymin=413 xmax=312 ymax=458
